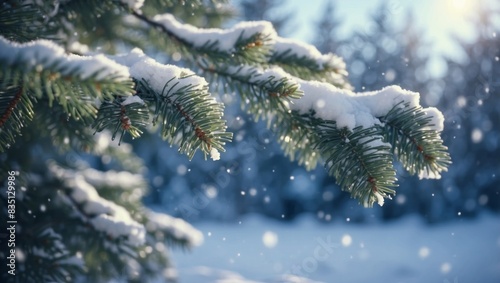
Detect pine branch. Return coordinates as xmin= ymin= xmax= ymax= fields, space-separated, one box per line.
xmin=0 ymin=37 xmax=135 ymax=150
xmin=379 ymin=101 xmax=452 ymax=179
xmin=144 ymin=209 xmax=203 ymax=249
xmin=131 ymin=11 xmax=276 ymax=67
xmin=272 ymin=110 xmax=322 ymax=170
xmin=141 ymin=0 xmax=233 ymax=29
xmin=137 ymin=78 xmax=231 ymax=160
xmin=19 ymin=228 xmax=85 ymax=283
xmin=93 ymin=96 xmax=149 ymax=145
xmin=270 ymin=37 xmax=352 ymax=89
xmin=0 ymin=3 xmax=48 ymax=42
xmin=0 ymin=84 xmax=34 ymax=151
xmin=316 ymin=122 xmax=397 ymax=207
xmin=107 ymin=49 xmax=232 ymax=160
xmin=204 ymin=64 xmax=325 ymax=169
xmin=204 ymin=64 xmax=302 ymax=119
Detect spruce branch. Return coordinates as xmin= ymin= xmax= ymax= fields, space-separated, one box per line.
xmin=270 ymin=37 xmax=352 ymax=89
xmin=203 ymin=64 xmax=324 ymax=169
xmin=131 ymin=11 xmax=276 ymax=67
xmin=379 ymin=101 xmax=452 ymax=179
xmin=203 ymin=64 xmax=302 ymax=120
xmin=0 ymin=37 xmax=134 ymax=122
xmin=93 ymin=96 xmax=149 ymax=145
xmin=29 ymin=99 xmax=96 ymax=151
xmin=18 ymin=227 xmax=85 ymax=283
xmin=0 ymin=84 xmax=35 ymax=151
xmin=316 ymin=123 xmax=397 ymax=207
xmin=272 ymin=110 xmax=322 ymax=170
xmin=0 ymin=3 xmax=48 ymax=42
xmin=105 ymin=48 xmax=232 ymax=160
xmin=136 ymin=78 xmax=231 ymax=160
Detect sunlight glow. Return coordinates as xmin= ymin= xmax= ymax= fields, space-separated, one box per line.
xmin=446 ymin=0 xmax=476 ymax=17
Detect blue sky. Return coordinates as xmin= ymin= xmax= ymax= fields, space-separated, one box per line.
xmin=281 ymin=0 xmax=499 ymax=77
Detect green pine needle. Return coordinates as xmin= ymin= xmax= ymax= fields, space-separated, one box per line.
xmin=380 ymin=102 xmax=452 ymax=178
xmin=316 ymin=122 xmax=397 ymax=207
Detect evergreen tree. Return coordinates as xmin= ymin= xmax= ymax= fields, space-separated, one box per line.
xmin=1 ymin=0 xmax=450 ymax=282
xmin=437 ymin=6 xmax=500 ymax=218
xmin=237 ymin=0 xmax=294 ymax=35
xmin=345 ymin=4 xmax=431 ymax=94
xmin=313 ymin=1 xmax=343 ymax=55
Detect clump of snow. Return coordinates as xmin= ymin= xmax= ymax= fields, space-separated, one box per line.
xmin=64 ymin=176 xmax=146 ymax=247
xmin=422 ymin=107 xmax=445 ymax=132
xmin=293 ymin=82 xmax=421 ymax=130
xmin=210 ymin=148 xmax=221 ymax=161
xmin=122 ymin=95 xmax=145 ymax=106
xmin=224 ymin=64 xmax=432 ymax=132
xmin=121 ymin=0 xmax=144 ymax=10
xmin=230 ymin=64 xmax=296 ymax=84
xmin=67 ymin=41 xmax=90 ymax=54
xmin=418 ymin=168 xmax=444 ymax=180
xmin=374 ymin=191 xmax=385 ymax=207
xmin=80 ymin=167 xmax=145 ymax=191
xmin=110 ymin=48 xmax=209 ymax=95
xmin=152 ymin=14 xmax=277 ymax=52
xmin=273 ymin=37 xmax=347 ymax=72
xmin=0 ymin=36 xmax=130 ymax=82
xmin=145 ymin=209 xmax=203 ymax=247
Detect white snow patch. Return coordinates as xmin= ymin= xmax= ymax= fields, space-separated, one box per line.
xmin=145 ymin=209 xmax=203 ymax=247
xmin=210 ymin=148 xmax=221 ymax=161
xmin=65 ymin=176 xmax=145 ymax=246
xmin=274 ymin=37 xmax=347 ymax=72
xmin=374 ymin=191 xmax=385 ymax=207
xmin=122 ymin=95 xmax=145 ymax=106
xmin=227 ymin=65 xmax=296 ymax=89
xmin=110 ymin=48 xmax=208 ymax=95
xmin=422 ymin=107 xmax=445 ymax=132
xmin=121 ymin=0 xmax=144 ymax=10
xmin=293 ymin=83 xmax=421 ymax=130
xmin=80 ymin=167 xmax=145 ymax=190
xmin=418 ymin=168 xmax=444 ymax=180
xmin=152 ymin=14 xmax=277 ymax=52
xmin=0 ymin=36 xmax=130 ymax=82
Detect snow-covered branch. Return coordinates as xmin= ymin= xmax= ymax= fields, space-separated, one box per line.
xmin=0 ymin=36 xmax=130 ymax=83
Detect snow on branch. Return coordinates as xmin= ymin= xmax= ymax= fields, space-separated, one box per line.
xmin=0 ymin=36 xmax=130 ymax=82
xmin=50 ymin=164 xmax=146 ymax=247
xmin=151 ymin=13 xmax=277 ymax=53
xmin=79 ymin=167 xmax=146 ymax=191
xmin=293 ymin=83 xmax=426 ymax=130
xmin=68 ymin=176 xmax=145 ymax=246
xmin=271 ymin=37 xmax=351 ymax=88
xmin=121 ymin=0 xmax=144 ymax=10
xmin=109 ymin=48 xmax=208 ymax=94
xmin=107 ymin=48 xmax=231 ymax=160
xmin=145 ymin=209 xmax=204 ymax=248
xmin=273 ymin=37 xmax=347 ymax=72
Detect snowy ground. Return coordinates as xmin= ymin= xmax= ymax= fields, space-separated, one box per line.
xmin=171 ymin=213 xmax=500 ymax=283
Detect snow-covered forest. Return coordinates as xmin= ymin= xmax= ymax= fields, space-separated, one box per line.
xmin=0 ymin=0 xmax=498 ymax=282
